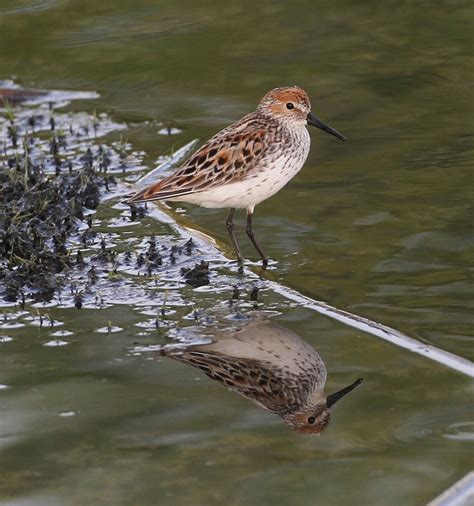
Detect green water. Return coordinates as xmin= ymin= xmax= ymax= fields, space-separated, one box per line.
xmin=0 ymin=1 xmax=473 ymax=505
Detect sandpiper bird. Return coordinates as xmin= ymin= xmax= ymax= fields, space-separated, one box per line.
xmin=126 ymin=86 xmax=346 ymax=271
xmin=159 ymin=318 xmax=362 ymax=434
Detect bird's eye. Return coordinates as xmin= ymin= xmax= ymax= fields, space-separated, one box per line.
xmin=307 ymin=416 xmax=316 ymax=425
xmin=286 ymin=102 xmax=294 ymax=110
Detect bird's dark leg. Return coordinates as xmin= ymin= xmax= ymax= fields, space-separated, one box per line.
xmin=246 ymin=209 xmax=268 ymax=269
xmin=226 ymin=208 xmax=244 ymax=272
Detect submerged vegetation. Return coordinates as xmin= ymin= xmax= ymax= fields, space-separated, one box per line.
xmin=0 ymin=84 xmax=219 ymax=308
xmin=0 ymin=86 xmax=120 ymax=304
xmin=0 ymin=144 xmax=111 ymax=303
xmin=0 ymin=83 xmax=262 ymax=314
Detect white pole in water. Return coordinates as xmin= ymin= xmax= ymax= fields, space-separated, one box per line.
xmin=427 ymin=471 xmax=474 ymax=506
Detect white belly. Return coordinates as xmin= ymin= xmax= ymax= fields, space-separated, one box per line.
xmin=173 ymin=135 xmax=310 ymax=211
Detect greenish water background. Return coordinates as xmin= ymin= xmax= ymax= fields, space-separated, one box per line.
xmin=0 ymin=1 xmax=473 ymax=505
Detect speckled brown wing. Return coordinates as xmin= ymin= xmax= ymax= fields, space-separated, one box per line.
xmin=126 ymin=114 xmax=272 ymax=203
xmin=169 ymin=351 xmax=316 ymax=417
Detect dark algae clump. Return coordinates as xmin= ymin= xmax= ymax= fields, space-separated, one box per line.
xmin=0 ymin=83 xmax=255 ymax=310
xmin=0 ymin=84 xmax=118 ymax=303
xmin=181 ymin=260 xmax=210 ymax=287
xmin=0 ymin=157 xmax=111 ymax=302
xmin=0 ymin=83 xmax=226 ymax=310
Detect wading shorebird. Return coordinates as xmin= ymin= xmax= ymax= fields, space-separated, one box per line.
xmin=159 ymin=319 xmax=362 ymax=434
xmin=125 ymin=86 xmax=346 ymax=271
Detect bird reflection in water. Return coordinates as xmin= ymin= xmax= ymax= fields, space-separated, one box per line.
xmin=160 ymin=318 xmax=362 ymax=434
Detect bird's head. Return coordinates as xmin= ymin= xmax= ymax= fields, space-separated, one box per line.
xmin=283 ymin=377 xmax=363 ymax=434
xmin=258 ymin=86 xmax=346 ymax=141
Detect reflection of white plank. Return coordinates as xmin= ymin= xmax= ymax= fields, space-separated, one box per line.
xmin=266 ymin=282 xmax=474 ymax=378
xmin=428 ymin=471 xmax=474 ymax=506
xmin=126 ymin=150 xmax=474 ymax=378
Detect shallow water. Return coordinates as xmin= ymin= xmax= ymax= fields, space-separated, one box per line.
xmin=0 ymin=1 xmax=473 ymax=505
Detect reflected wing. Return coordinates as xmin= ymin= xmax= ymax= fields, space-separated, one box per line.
xmin=171 ymin=351 xmax=317 ymax=416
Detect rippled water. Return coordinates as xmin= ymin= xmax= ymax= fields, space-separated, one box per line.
xmin=0 ymin=1 xmax=473 ymax=505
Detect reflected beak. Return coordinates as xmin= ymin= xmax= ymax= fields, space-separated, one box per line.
xmin=326 ymin=378 xmax=363 ymax=408
xmin=307 ymin=112 xmax=346 ymax=141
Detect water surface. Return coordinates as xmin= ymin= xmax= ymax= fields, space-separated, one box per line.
xmin=0 ymin=1 xmax=473 ymax=505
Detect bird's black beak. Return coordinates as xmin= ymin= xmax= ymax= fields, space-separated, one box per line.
xmin=307 ymin=112 xmax=346 ymax=141
xmin=326 ymin=378 xmax=363 ymax=408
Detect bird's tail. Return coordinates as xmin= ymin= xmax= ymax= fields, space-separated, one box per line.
xmin=123 ymin=180 xmax=166 ymax=204
xmin=123 ymin=180 xmax=196 ymax=205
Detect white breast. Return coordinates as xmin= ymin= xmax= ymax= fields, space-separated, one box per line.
xmin=176 ymin=127 xmax=311 ymax=211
